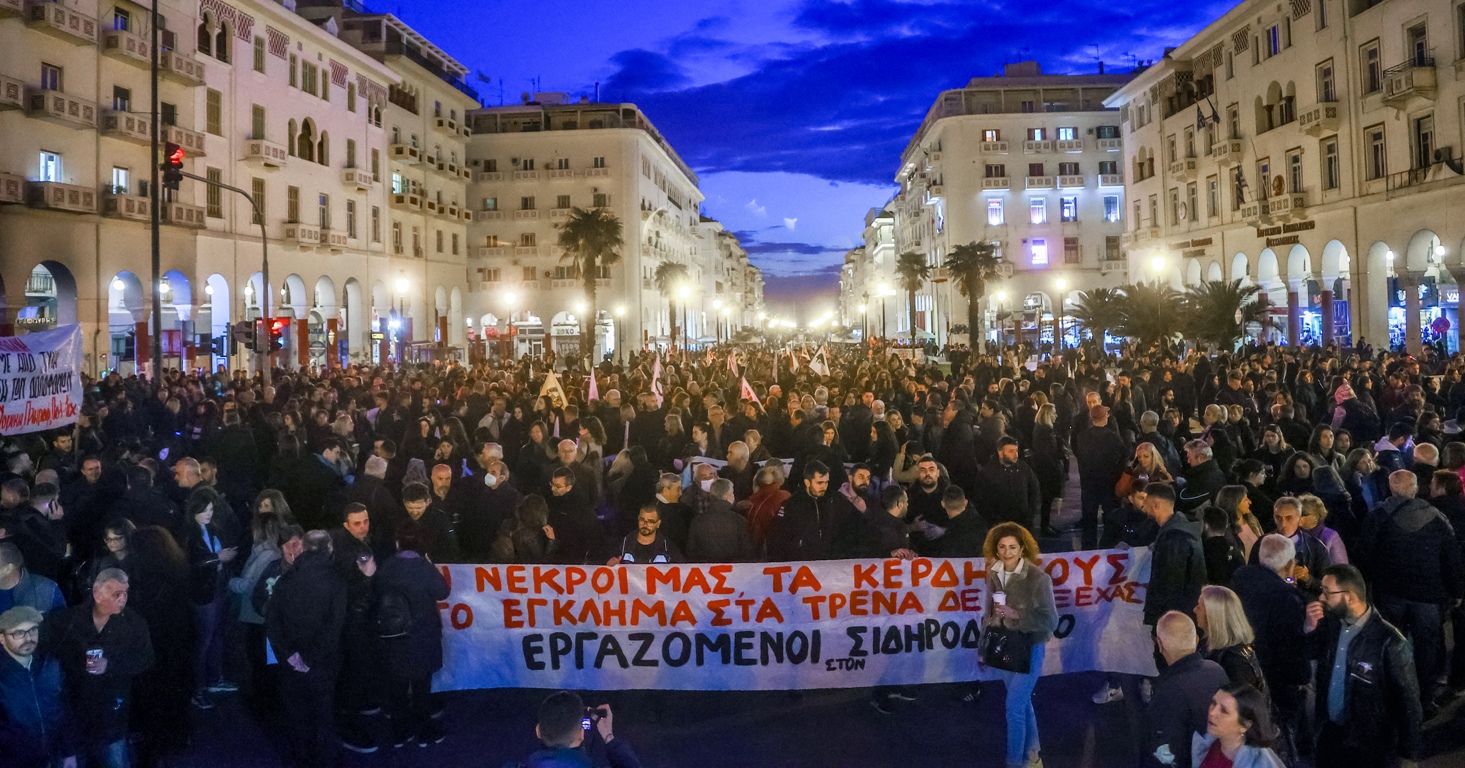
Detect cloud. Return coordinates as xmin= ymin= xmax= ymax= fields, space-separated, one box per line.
xmin=783 ymin=217 xmax=798 ymax=230
xmin=600 ymin=49 xmax=690 ymax=96
xmin=744 ymin=198 xmax=768 ymax=217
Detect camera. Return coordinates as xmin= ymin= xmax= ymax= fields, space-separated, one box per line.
xmin=581 ymin=705 xmax=606 ymax=730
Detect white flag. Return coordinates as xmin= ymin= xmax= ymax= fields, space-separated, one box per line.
xmin=651 ymin=354 xmax=664 ymax=407
xmin=739 ymin=376 xmax=760 ymax=407
xmin=809 ymin=348 xmax=830 ymax=377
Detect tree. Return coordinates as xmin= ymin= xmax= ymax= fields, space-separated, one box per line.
xmin=894 ymin=251 xmax=931 ymax=342
xmin=557 ymin=207 xmax=624 ymax=359
xmin=653 ymin=261 xmax=690 ymax=348
xmin=1115 ymin=281 xmax=1184 ymax=347
xmin=1184 ymin=279 xmax=1273 ymax=350
xmin=944 ymin=241 xmax=1003 ymax=345
xmin=1069 ymin=287 xmax=1123 ymax=344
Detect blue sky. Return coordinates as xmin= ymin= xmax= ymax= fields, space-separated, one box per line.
xmin=392 ymin=0 xmax=1235 ymax=315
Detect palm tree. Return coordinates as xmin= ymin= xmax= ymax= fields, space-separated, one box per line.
xmin=1184 ymin=279 xmax=1273 ymax=350
xmin=1115 ymin=281 xmax=1184 ymax=347
xmin=556 ymin=207 xmax=624 ymax=359
xmin=1069 ymin=287 xmax=1123 ymax=345
xmin=653 ymin=261 xmax=690 ymax=348
xmin=943 ymin=241 xmax=1002 ymax=344
xmin=894 ymin=251 xmax=931 ymax=342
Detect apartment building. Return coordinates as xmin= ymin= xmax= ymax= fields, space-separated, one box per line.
xmin=840 ymin=206 xmax=898 ymax=340
xmin=1108 ymin=0 xmax=1465 ymax=351
xmin=892 ymin=62 xmax=1134 ymax=346
xmin=465 ymin=94 xmax=756 ymax=358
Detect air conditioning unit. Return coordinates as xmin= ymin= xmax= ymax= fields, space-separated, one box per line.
xmin=511 ymin=157 xmax=521 ymax=166
xmin=1435 ymin=147 xmax=1454 ymax=163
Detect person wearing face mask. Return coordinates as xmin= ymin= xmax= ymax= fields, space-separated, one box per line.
xmin=457 ymin=458 xmax=522 ymax=563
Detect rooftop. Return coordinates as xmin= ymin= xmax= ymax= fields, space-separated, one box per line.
xmin=294 ymin=0 xmax=479 ymax=102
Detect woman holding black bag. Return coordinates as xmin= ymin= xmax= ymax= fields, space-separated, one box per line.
xmin=980 ymin=522 xmax=1058 ymax=768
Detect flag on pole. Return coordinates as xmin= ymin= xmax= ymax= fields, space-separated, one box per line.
xmin=809 ymin=348 xmax=830 ymax=377
xmin=704 ymin=348 xmax=715 ymax=367
xmin=727 ymin=350 xmax=739 ymax=377
xmin=651 ymin=354 xmax=664 ymax=407
xmin=739 ymin=376 xmax=760 ymax=406
xmin=587 ymin=371 xmax=600 ymax=403
xmin=787 ymin=348 xmax=800 ymax=373
xmin=539 ymin=371 xmax=568 ymax=408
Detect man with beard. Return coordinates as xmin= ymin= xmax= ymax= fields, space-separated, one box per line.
xmin=767 ymin=462 xmax=845 ymax=561
xmin=1305 ymin=564 xmax=1422 ymax=768
xmin=0 ymin=606 xmax=75 ymax=768
xmin=608 ymin=504 xmax=681 ymax=565
xmin=977 ymin=437 xmax=1042 ymax=530
xmin=836 ymin=464 xmax=882 ymax=517
xmin=906 ymin=455 xmax=949 ymax=556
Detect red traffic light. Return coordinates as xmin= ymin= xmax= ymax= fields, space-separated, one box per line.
xmin=168 ymin=145 xmax=185 ymax=164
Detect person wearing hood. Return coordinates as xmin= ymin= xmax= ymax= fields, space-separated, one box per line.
xmin=1144 ymin=483 xmax=1207 ymax=628
xmin=1331 ymin=383 xmax=1382 ymax=446
xmin=1361 ymin=469 xmax=1463 ymax=717
xmin=512 ymin=691 xmax=641 ymax=768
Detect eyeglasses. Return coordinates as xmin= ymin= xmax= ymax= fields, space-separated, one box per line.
xmin=4 ymin=626 xmax=39 ymax=640
xmin=1322 ymin=589 xmax=1349 ymax=597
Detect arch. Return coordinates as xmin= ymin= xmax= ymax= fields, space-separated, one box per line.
xmin=1286 ymin=244 xmax=1312 ymax=283
xmin=1365 ymin=241 xmax=1393 ymax=346
xmin=1257 ymin=249 xmax=1280 ymax=285
xmin=203 ymin=274 xmax=231 ymax=366
xmin=161 ymin=269 xmax=192 ymax=323
xmin=313 ymin=275 xmax=338 ymax=314
xmin=108 ymin=270 xmax=146 ymax=325
xmin=1321 ymin=240 xmax=1348 ymax=281
xmin=1231 ymin=252 xmax=1251 ymax=283
xmin=1405 ymin=229 xmax=1441 ymax=275
xmin=282 ymin=274 xmax=308 ymax=318
xmin=1185 ymin=258 xmax=1202 ymax=285
xmin=25 ymin=261 xmax=78 ymax=330
xmin=214 ymin=21 xmax=230 ymax=64
xmin=1206 ymin=261 xmax=1223 ymax=281
xmin=479 ymin=312 xmax=501 ymax=330
xmin=317 ymin=130 xmax=329 ymax=166
xmin=244 ymin=272 xmax=268 ymax=319
xmin=196 ymin=12 xmax=213 ymax=56
xmin=297 ymin=119 xmax=316 ymax=163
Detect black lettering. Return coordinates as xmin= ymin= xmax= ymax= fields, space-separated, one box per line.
xmin=574 ymin=631 xmax=597 ymax=669
xmin=961 ymin=619 xmax=982 ymax=648
xmin=694 ymin=632 xmax=731 ymax=666
xmin=787 ymin=631 xmax=809 ymax=664
xmin=594 ymin=635 xmax=628 ymax=669
xmin=846 ymin=627 xmax=866 ymax=658
xmin=663 ymin=632 xmax=691 ymax=667
xmin=1054 ymin=614 xmax=1076 ymax=640
xmin=523 ymin=634 xmax=546 ymax=671
xmin=923 ymin=619 xmax=941 ymax=649
xmin=882 ymin=626 xmax=904 ymax=654
xmin=628 ymin=632 xmax=657 ymax=667
xmin=734 ymin=631 xmax=756 ymax=666
xmin=548 ymin=632 xmax=572 ymax=670
xmin=903 ymin=623 xmax=926 ymax=653
xmin=940 ymin=621 xmax=960 ymax=649
xmin=760 ymin=631 xmax=785 ymax=665
xmin=811 ymin=629 xmax=821 ymax=663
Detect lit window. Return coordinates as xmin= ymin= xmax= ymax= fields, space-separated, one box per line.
xmin=987 ymin=199 xmax=1004 ymax=226
xmin=1029 ymin=198 xmax=1047 ymax=224
xmin=1031 ymin=239 xmax=1048 ymax=265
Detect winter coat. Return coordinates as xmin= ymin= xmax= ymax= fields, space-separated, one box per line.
xmin=686 ymin=498 xmax=754 ymax=563
xmin=375 ymin=550 xmax=450 ymax=680
xmin=976 ymin=460 xmax=1042 ymax=530
xmin=1149 ymin=652 xmax=1230 ymax=768
xmin=1188 ymin=733 xmax=1286 ymax=768
xmin=1145 ymin=512 xmax=1206 ymax=626
xmin=1177 ymin=460 xmax=1227 ymax=514
xmin=1229 ymin=564 xmax=1310 ymax=688
xmin=1361 ymin=495 xmax=1465 ymax=605
xmin=767 ymin=489 xmax=846 ymax=562
xmin=982 ymin=559 xmax=1058 ymax=643
xmin=0 ymin=651 xmax=73 ymax=767
xmin=265 ymin=550 xmax=347 ymax=679
xmin=228 ymin=542 xmax=280 ymax=624
xmin=0 ymin=569 xmax=65 ymax=614
xmin=1075 ymin=426 xmax=1128 ymax=498
xmin=45 ymin=604 xmax=154 ymax=745
xmin=1307 ymin=610 xmax=1422 ymax=764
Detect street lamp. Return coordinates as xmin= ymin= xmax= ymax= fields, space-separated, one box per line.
xmin=1054 ymin=277 xmax=1068 ymax=350
xmin=393 ymin=275 xmax=409 ymax=363
xmin=613 ymin=304 xmax=627 ymax=362
xmin=993 ymin=290 xmax=1008 ymax=348
xmin=857 ymin=302 xmax=868 ymax=342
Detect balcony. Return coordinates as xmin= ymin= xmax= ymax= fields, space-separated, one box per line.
xmin=319 ymin=229 xmax=348 ymax=251
xmin=1382 ymin=58 xmax=1436 ymax=105
xmin=585 ymin=167 xmax=610 ymax=178
xmin=102 ymin=192 xmax=150 ymax=222
xmin=1100 ymin=260 xmax=1127 ymax=276
xmin=244 ymin=139 xmax=287 ymax=169
xmin=1099 ymin=173 xmax=1124 ymax=187
xmin=513 ymin=170 xmax=539 ymax=181
xmin=547 ymin=169 xmax=575 ymax=179
xmin=390 ymin=191 xmax=421 ymax=210
xmin=160 ymin=201 xmax=205 ymax=228
xmin=164 ymin=124 xmax=206 ymax=157
xmin=27 ymin=181 xmax=96 ymax=213
xmin=1024 ymin=140 xmax=1054 ymax=154
xmin=0 ymin=0 xmax=19 ymax=17
xmin=101 ymin=28 xmax=149 ymax=68
xmin=0 ymin=75 xmax=21 ymax=110
xmin=284 ymin=222 xmax=321 ymax=248
xmin=550 ymin=207 xmax=571 ymax=219
xmin=342 ymin=168 xmax=373 ymax=190
xmin=1025 ymin=175 xmax=1055 ymax=189
xmin=514 ymin=209 xmax=540 ymax=219
xmin=158 ymin=50 xmax=205 ymax=86
xmin=101 ymin=110 xmax=150 ymax=144
xmin=25 ymin=1 xmax=96 ymax=46
xmin=927 ymin=183 xmax=944 ymax=197
xmin=1097 ymin=138 xmax=1123 ymax=151
xmin=433 ymin=115 xmax=458 ymax=136
xmin=1056 ymin=139 xmax=1084 ymax=153
xmin=928 ymin=151 xmax=942 ymax=163
xmin=1121 ymin=227 xmax=1160 ymax=245
xmin=1298 ymin=103 xmax=1341 ymax=135
xmin=1212 ymin=139 xmax=1244 ymax=165
xmin=1057 ymin=175 xmax=1086 ymax=189
xmin=26 ymin=88 xmax=95 ymax=130
xmin=390 ymin=143 xmax=422 ymax=164
xmin=982 ymin=176 xmax=1010 ymax=190
xmin=1168 ymin=158 xmax=1197 ymax=180
xmin=457 ymin=165 xmax=472 ymax=181
xmin=477 ymin=245 xmax=511 ymax=257
xmin=474 ymin=171 xmax=503 ymax=183
xmin=423 ymin=150 xmax=438 ymax=168
xmin=423 ymin=199 xmax=438 ymax=214
xmin=517 ymin=246 xmax=544 ymax=257
xmin=440 ymin=203 xmax=460 ymax=220
xmin=436 ymin=160 xmax=462 ymax=179
xmin=994 ymin=262 xmax=1015 ymax=278
xmin=472 ymin=210 xmax=504 ymax=221
xmin=980 ymin=141 xmax=1009 ymax=153
xmin=0 ymin=172 xmax=23 ymax=204
xmin=1268 ymin=192 xmax=1308 ymax=219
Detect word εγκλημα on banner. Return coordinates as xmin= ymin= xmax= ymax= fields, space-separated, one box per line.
xmin=431 ymin=547 xmax=1157 ymax=692
xmin=0 ymin=324 xmax=83 ymax=436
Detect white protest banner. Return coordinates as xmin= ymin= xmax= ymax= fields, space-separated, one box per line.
xmin=433 ymin=547 xmax=1156 ymax=692
xmin=0 ymin=324 xmax=83 ymax=435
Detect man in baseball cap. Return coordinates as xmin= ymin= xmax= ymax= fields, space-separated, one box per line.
xmin=0 ymin=605 xmax=75 ymax=767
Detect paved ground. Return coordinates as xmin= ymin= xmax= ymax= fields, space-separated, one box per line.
xmin=174 ymin=471 xmax=1465 ymax=767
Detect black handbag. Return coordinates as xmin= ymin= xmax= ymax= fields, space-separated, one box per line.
xmin=979 ymin=624 xmax=1034 ymax=674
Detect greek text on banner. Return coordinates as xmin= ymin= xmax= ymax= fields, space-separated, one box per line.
xmin=0 ymin=324 xmax=83 ymax=436
xmin=432 ymin=547 xmax=1157 ymax=692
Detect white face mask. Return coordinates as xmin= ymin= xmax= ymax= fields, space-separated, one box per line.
xmin=484 ymin=473 xmax=498 ymax=488
xmin=699 ymin=479 xmax=713 ymax=491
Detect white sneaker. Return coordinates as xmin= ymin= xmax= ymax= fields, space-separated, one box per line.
xmin=1091 ymin=683 xmax=1124 ymax=704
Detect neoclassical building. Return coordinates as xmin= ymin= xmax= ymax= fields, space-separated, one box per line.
xmin=1107 ymin=0 xmax=1465 ymax=352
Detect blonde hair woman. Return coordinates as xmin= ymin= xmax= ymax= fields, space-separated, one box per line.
xmin=1196 ymin=585 xmax=1267 ymax=694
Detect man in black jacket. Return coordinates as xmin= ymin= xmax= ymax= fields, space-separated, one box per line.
xmin=686 ymin=479 xmax=753 ymax=563
xmin=1177 ymin=440 xmax=1227 ymax=515
xmin=768 ymin=461 xmax=845 ymax=561
xmin=936 ymin=486 xmax=987 ymax=559
xmin=1306 ymin=563 xmax=1422 ymax=768
xmin=1074 ymin=405 xmax=1128 ymax=549
xmin=1231 ymin=534 xmax=1311 ymax=759
xmin=1142 ymin=483 xmax=1206 ymax=628
xmin=977 ymin=437 xmax=1042 ymax=529
xmin=1245 ymin=496 xmax=1331 ymax=593
xmin=547 ymin=468 xmax=604 ymax=565
xmin=267 ymin=531 xmax=347 ymax=768
xmin=1148 ymin=611 xmax=1229 ymax=768
xmin=1361 ymin=469 xmax=1464 ymax=714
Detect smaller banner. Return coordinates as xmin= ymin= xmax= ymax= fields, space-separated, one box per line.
xmin=0 ymin=324 xmax=83 ymax=435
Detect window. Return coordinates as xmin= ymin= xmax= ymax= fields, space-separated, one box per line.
xmin=1029 ymin=198 xmax=1047 ymax=224
xmin=1169 ymin=189 xmax=1181 ymax=225
xmin=484 ymin=159 xmax=498 ymax=172
xmin=1414 ymin=114 xmax=1435 ymax=169
xmin=206 ymin=167 xmax=222 ymax=218
xmin=247 ymin=105 xmax=264 ymax=140
xmin=1184 ymin=129 xmax=1195 ymax=158
xmin=1408 ymin=24 xmax=1429 ymax=66
xmin=984 ymin=163 xmax=1006 ymax=178
xmin=452 ymin=233 xmax=459 ymax=256
xmin=1366 ymin=126 xmax=1386 ymax=179
xmin=1064 ymin=237 xmax=1080 ymax=264
xmin=198 ymin=17 xmax=212 ymax=56
xmin=113 ymin=8 xmax=129 ymax=30
xmin=522 ymin=266 xmax=536 ymax=281
xmin=347 ymin=83 xmax=356 ymax=112
xmin=1096 ymin=125 xmax=1119 ymax=139
xmin=1020 ymin=100 xmax=1035 ymax=113
xmin=484 ymin=235 xmax=500 ymax=248
xmin=38 ymin=151 xmax=60 ymax=182
xmin=983 ymin=129 xmax=1001 ymax=142
xmin=1167 ymin=135 xmax=1177 ymax=163
xmin=556 ymin=195 xmax=571 ymax=209
xmin=288 ymin=54 xmax=297 ymax=88
xmin=1134 ymin=201 xmax=1142 ymax=229
xmin=1207 ymin=177 xmax=1219 ymax=217
xmin=1099 ymin=160 xmax=1118 ymax=176
xmin=1226 ymin=51 xmax=1235 ymax=80
xmin=520 ymin=158 xmax=533 ymax=170
xmin=1459 ymin=4 xmax=1465 ymax=61
xmin=321 ymin=77 xmax=329 ymax=102
xmin=1148 ymin=195 xmax=1158 ymax=227
xmin=1057 ymin=127 xmax=1077 ymax=141
xmin=391 ymin=172 xmax=404 ymax=195
xmin=1187 ymin=183 xmax=1198 ymax=221
xmin=1027 ymin=127 xmax=1046 ymax=141
xmin=1361 ymin=41 xmax=1381 ymax=93
xmin=318 ymin=193 xmax=329 ymax=229
xmin=987 ymin=199 xmax=1004 ymax=225
xmin=412 ymin=228 xmax=420 ymax=256
xmin=253 ymin=36 xmax=265 ymax=72
xmin=483 ymin=196 xmax=498 ymax=211
xmin=286 ymin=185 xmax=300 ymax=222
xmin=1028 ymin=162 xmax=1045 ymax=177
xmin=1317 ymin=60 xmax=1336 ymax=102
xmin=214 ymin=23 xmax=230 ymax=63
xmin=1323 ymin=139 xmax=1340 ymax=189
xmin=1058 ymin=161 xmax=1079 ymax=176
xmin=1227 ymin=105 xmax=1241 ymax=139
xmin=158 ymin=100 xmax=175 ymax=125
xmin=371 ymin=206 xmax=381 ymax=242
xmin=520 ymin=233 xmax=537 ymax=247
xmin=113 ymin=86 xmax=131 ymax=111
xmin=341 ymin=200 xmax=354 ymax=238
xmin=251 ymin=177 xmax=265 ymax=224
xmin=39 ymin=63 xmax=61 ymax=91
xmin=520 ymin=196 xmax=535 ymax=210
xmin=1256 ymin=159 xmax=1271 ymax=198
xmin=593 ymin=192 xmax=608 ymax=208
xmin=371 ymin=149 xmax=380 ymax=179
xmin=641 ymin=157 xmax=651 ymax=177
xmin=1030 ymin=239 xmax=1048 ymax=265
xmin=1103 ymin=195 xmax=1120 ymax=223
xmin=593 ymin=156 xmax=606 ymax=168
xmin=482 ymin=268 xmax=501 ymax=283
xmin=301 ymin=63 xmax=317 ymax=96
xmin=392 ymin=222 xmax=402 ymax=253
xmin=1105 ymin=236 xmax=1121 ymax=261
xmin=205 ymin=89 xmax=222 ymax=134
xmin=436 ymin=229 xmax=444 ymax=253
xmin=1287 ymin=150 xmax=1303 ymax=192
xmin=1317 ymin=0 xmax=1328 ymax=29
xmin=1060 ymin=196 xmax=1078 ymax=222
xmin=344 ymin=139 xmax=356 ymax=169
xmin=1267 ymin=24 xmax=1281 ymax=57
xmin=111 ymin=166 xmax=129 ymax=194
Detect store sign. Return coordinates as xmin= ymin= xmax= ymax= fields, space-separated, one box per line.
xmin=1255 ymin=220 xmax=1315 ymax=238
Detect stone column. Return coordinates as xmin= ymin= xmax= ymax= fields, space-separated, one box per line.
xmin=1286 ymin=286 xmax=1301 ymax=347
xmin=1320 ymin=288 xmax=1334 ymax=345
xmin=1402 ymin=275 xmax=1423 ymax=356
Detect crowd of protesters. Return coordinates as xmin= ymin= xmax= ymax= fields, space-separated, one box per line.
xmin=0 ymin=336 xmax=1459 ymax=767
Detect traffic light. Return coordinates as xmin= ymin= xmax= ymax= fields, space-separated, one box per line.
xmin=252 ymin=318 xmax=268 ymax=353
xmin=231 ymin=321 xmax=254 ymax=351
xmin=269 ymin=318 xmax=288 ymax=353
xmin=162 ymin=142 xmax=184 ymax=190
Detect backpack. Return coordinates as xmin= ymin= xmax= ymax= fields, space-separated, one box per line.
xmin=376 ymin=587 xmax=413 ymax=639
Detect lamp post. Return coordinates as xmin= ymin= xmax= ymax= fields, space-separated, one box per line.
xmin=1054 ymin=277 xmax=1068 ymax=351
xmin=713 ymin=298 xmax=724 ymax=344
xmin=876 ymin=281 xmax=891 ymax=340
xmin=501 ymin=289 xmax=518 ymax=361
xmin=614 ymin=304 xmax=626 ymax=364
xmin=394 ymin=275 xmax=409 ymax=364
xmin=857 ymin=302 xmax=868 ymax=343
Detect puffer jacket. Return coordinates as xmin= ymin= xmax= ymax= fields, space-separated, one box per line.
xmin=1361 ymin=496 xmax=1465 ymax=604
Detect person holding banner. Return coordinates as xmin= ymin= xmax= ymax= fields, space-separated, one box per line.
xmin=979 ymin=522 xmax=1057 ymax=768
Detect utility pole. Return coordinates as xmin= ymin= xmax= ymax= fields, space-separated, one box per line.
xmin=148 ymin=0 xmax=162 ymax=379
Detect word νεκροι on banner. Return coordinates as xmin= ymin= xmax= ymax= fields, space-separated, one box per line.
xmin=432 ymin=547 xmax=1156 ymax=692
xmin=0 ymin=324 xmax=83 ymax=436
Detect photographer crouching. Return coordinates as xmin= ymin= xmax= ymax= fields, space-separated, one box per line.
xmin=512 ymin=691 xmax=643 ymax=768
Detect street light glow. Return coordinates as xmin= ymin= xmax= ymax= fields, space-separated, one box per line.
xmin=857 ymin=303 xmax=867 ymax=313
xmin=574 ymin=300 xmax=588 ymax=314
xmin=112 ymin=278 xmax=125 ymax=291
xmin=676 ymin=283 xmax=692 ymax=300
xmin=614 ymin=304 xmax=626 ymax=317
xmin=756 ymin=312 xmax=766 ymax=322
xmin=994 ymin=290 xmax=1007 ymax=302
xmin=1055 ymin=278 xmax=1068 ymax=292
xmin=503 ymin=290 xmax=518 ymax=307
xmin=1149 ymin=255 xmax=1167 ymax=274
xmin=396 ymin=276 xmax=409 ymax=294
xmin=204 ymin=285 xmax=213 ymax=295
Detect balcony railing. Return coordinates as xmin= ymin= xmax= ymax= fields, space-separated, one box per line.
xmin=244 ymin=139 xmax=287 ymax=168
xmin=25 ymin=1 xmax=96 ymax=46
xmin=982 ymin=177 xmax=1010 ymax=190
xmin=102 ymin=192 xmax=150 ymax=221
xmin=390 ymin=192 xmax=422 ymax=210
xmin=547 ymin=169 xmax=575 ymax=179
xmin=158 ymin=50 xmax=205 ymax=86
xmin=585 ymin=167 xmax=610 ymax=178
xmin=101 ymin=28 xmax=150 ymax=68
xmin=1056 ymin=139 xmax=1084 ymax=152
xmin=513 ymin=170 xmax=539 ymax=180
xmin=0 ymin=74 xmax=21 ymax=110
xmin=474 ymin=171 xmax=503 ymax=183
xmin=26 ymin=88 xmax=95 ymax=130
xmin=1025 ymin=175 xmax=1055 ymax=189
xmin=1099 ymin=173 xmax=1124 ymax=187
xmin=514 ymin=209 xmax=539 ymax=219
xmin=1168 ymin=158 xmax=1197 ymax=179
xmin=0 ymin=0 xmax=21 ymax=18
xmin=1212 ymin=139 xmax=1244 ymax=165
xmin=1298 ymin=102 xmax=1340 ymax=135
xmin=101 ymin=110 xmax=151 ymax=144
xmin=390 ymin=143 xmax=422 ymax=164
xmin=1097 ymin=137 xmax=1123 ymax=151
xmin=980 ymin=141 xmax=1009 ymax=153
xmin=1057 ymin=175 xmax=1085 ymax=189
xmin=1382 ymin=56 xmax=1437 ymax=103
xmin=319 ymin=229 xmax=348 ymax=250
xmin=342 ymin=168 xmax=373 ymax=190
xmin=27 ymin=181 xmax=96 ymax=213
xmin=284 ymin=222 xmax=322 ymax=248
xmin=0 ymin=172 xmax=24 ymax=204
xmin=164 ymin=124 xmax=206 ymax=157
xmin=472 ymin=210 xmax=504 ymax=221
xmin=1386 ymin=167 xmax=1430 ymax=193
xmin=160 ymin=201 xmax=206 ymax=228
xmin=1024 ymin=140 xmax=1054 ymax=154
